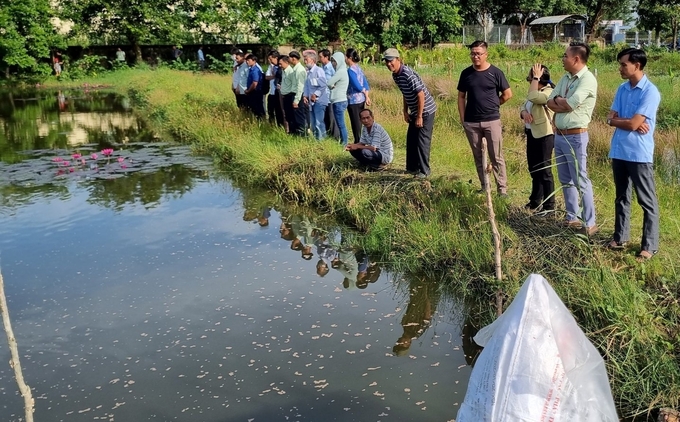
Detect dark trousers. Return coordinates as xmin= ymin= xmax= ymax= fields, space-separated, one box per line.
xmin=525 ymin=129 xmax=555 ymax=210
xmin=324 ymin=103 xmax=340 ymax=139
xmin=347 ymin=102 xmax=365 ymax=143
xmin=282 ymin=94 xmax=307 ymax=136
xmin=247 ymin=91 xmax=265 ymax=118
xmin=235 ymin=93 xmax=247 ymax=109
xmin=282 ymin=94 xmax=297 ymax=133
xmin=293 ymin=101 xmax=308 ymax=136
xmin=268 ymin=92 xmax=285 ymax=127
xmin=406 ymin=113 xmax=435 ymax=176
xmin=612 ymin=159 xmax=660 ymax=252
xmin=350 ymin=148 xmax=383 ymax=168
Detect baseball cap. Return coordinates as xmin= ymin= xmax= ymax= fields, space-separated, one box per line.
xmin=382 ymin=48 xmax=400 ymax=60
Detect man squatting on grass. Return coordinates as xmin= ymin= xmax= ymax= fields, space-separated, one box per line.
xmin=606 ymin=48 xmax=661 ymax=261
xmin=383 ymin=48 xmax=437 ymax=178
xmin=547 ymin=42 xmax=598 ymax=236
xmin=457 ymin=40 xmax=512 ymax=196
xmin=345 ymin=109 xmax=394 ymax=170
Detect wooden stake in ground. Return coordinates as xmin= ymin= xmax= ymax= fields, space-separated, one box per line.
xmin=480 ymin=140 xmax=504 ymax=317
xmin=0 ymin=271 xmax=35 ymax=422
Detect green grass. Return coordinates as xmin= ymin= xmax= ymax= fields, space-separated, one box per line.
xmin=42 ymin=57 xmax=680 ymax=418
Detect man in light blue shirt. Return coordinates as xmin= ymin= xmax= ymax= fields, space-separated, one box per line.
xmin=606 ymin=48 xmax=661 ymax=260
xmin=320 ymin=49 xmax=340 ymax=139
xmin=197 ymin=46 xmax=205 ymax=71
xmin=303 ymin=50 xmax=329 ymax=140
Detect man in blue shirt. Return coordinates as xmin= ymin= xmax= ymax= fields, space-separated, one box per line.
xmin=197 ymin=46 xmax=205 ymax=71
xmin=303 ymin=50 xmax=329 ymax=139
xmin=606 ymin=48 xmax=661 ymax=260
xmin=245 ymin=54 xmax=265 ymax=118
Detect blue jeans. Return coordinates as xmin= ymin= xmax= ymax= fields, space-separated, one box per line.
xmin=332 ymin=101 xmax=349 ymax=145
xmin=310 ymin=102 xmax=327 ymax=140
xmin=554 ymin=132 xmax=596 ymax=227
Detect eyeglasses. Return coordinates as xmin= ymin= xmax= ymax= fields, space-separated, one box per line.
xmin=470 ymin=52 xmax=487 ymax=57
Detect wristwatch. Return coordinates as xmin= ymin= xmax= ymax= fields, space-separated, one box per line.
xmin=532 ymin=77 xmax=539 ymax=81
xmin=607 ymin=119 xmax=612 ymax=126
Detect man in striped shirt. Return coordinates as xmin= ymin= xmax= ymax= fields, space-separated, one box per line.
xmin=384 ymin=48 xmax=437 ymax=178
xmin=345 ymin=109 xmax=393 ymax=170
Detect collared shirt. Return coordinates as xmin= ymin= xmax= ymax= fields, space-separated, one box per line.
xmin=549 ymin=66 xmax=597 ymax=130
xmin=197 ymin=49 xmax=204 ymax=61
xmin=291 ymin=62 xmax=307 ymax=104
xmin=237 ymin=62 xmax=249 ymax=94
xmin=323 ymin=62 xmax=335 ymax=80
xmin=303 ymin=64 xmax=329 ymax=106
xmin=266 ymin=65 xmax=278 ymax=95
xmin=609 ymin=74 xmax=660 ymax=163
xmin=280 ymin=66 xmax=295 ymax=95
xmin=246 ymin=64 xmax=264 ymax=93
xmin=392 ymin=64 xmax=437 ymax=116
xmin=359 ymin=122 xmax=394 ymax=164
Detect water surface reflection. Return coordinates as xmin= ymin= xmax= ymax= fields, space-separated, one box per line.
xmin=0 ymin=90 xmax=473 ymax=421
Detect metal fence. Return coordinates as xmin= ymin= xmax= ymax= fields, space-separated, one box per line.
xmin=462 ymin=25 xmax=528 ymax=45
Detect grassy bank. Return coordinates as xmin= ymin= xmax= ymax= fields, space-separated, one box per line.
xmin=44 ymin=57 xmax=680 ymax=417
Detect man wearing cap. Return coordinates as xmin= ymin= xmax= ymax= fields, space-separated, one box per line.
xmin=288 ymin=50 xmax=308 ymax=136
xmin=383 ymin=48 xmax=437 ymax=178
xmin=547 ymin=42 xmax=598 ymax=235
xmin=457 ymin=40 xmax=512 ymax=196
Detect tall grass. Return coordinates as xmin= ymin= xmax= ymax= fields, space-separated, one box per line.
xmin=49 ymin=52 xmax=680 ymax=417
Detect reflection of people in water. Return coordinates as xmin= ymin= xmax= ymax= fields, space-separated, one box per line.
xmin=287 ymin=215 xmax=316 ymax=260
xmin=393 ymin=279 xmax=440 ymax=356
xmin=258 ymin=207 xmax=270 ymax=227
xmin=57 ymin=91 xmax=66 ymax=111
xmin=336 ymin=246 xmax=359 ymax=289
xmin=314 ymin=230 xmax=337 ymax=277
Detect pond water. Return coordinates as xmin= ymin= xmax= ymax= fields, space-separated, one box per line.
xmin=0 ymin=90 xmax=474 ymax=421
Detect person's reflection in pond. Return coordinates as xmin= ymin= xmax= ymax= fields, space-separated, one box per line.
xmin=57 ymin=91 xmax=66 ymax=111
xmin=314 ymin=229 xmax=338 ymax=278
xmin=288 ymin=215 xmax=315 ymax=260
xmin=461 ymin=320 xmax=483 ymax=366
xmin=393 ymin=278 xmax=440 ymax=356
xmin=258 ymin=207 xmax=271 ymax=227
xmin=279 ymin=220 xmax=295 ymax=241
xmin=337 ymin=247 xmax=359 ymax=289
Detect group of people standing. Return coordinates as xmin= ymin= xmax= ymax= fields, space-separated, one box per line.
xmin=230 ymin=47 xmax=438 ymax=174
xmin=461 ymin=40 xmax=660 ymax=260
xmin=230 ymin=48 xmax=371 ymax=143
xmin=231 ymin=41 xmax=661 ymax=260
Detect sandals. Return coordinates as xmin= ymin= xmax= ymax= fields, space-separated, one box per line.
xmin=606 ymin=240 xmax=627 ymax=250
xmin=636 ymin=250 xmax=658 ymax=261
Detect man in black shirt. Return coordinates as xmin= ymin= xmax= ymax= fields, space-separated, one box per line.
xmin=457 ymin=40 xmax=512 ymax=195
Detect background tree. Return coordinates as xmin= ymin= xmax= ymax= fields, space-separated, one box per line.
xmin=0 ymin=0 xmax=64 ymax=78
xmin=59 ymin=0 xmax=206 ymax=63
xmin=494 ymin=0 xmax=558 ymax=44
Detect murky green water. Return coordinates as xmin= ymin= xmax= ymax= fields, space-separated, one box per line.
xmin=0 ymin=90 xmax=473 ymax=421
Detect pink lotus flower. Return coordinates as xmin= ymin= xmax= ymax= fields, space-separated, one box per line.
xmin=117 ymin=157 xmax=125 ymax=163
xmin=52 ymin=157 xmax=63 ymax=162
xmin=72 ymin=153 xmax=82 ymax=159
xmin=90 ymin=153 xmax=98 ymax=160
xmin=81 ymin=159 xmax=86 ymax=165
xmin=62 ymin=161 xmax=70 ymax=166
xmin=69 ymin=167 xmax=75 ymax=173
xmin=121 ymin=164 xmax=127 ymax=169
xmin=101 ymin=148 xmax=114 ymax=156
